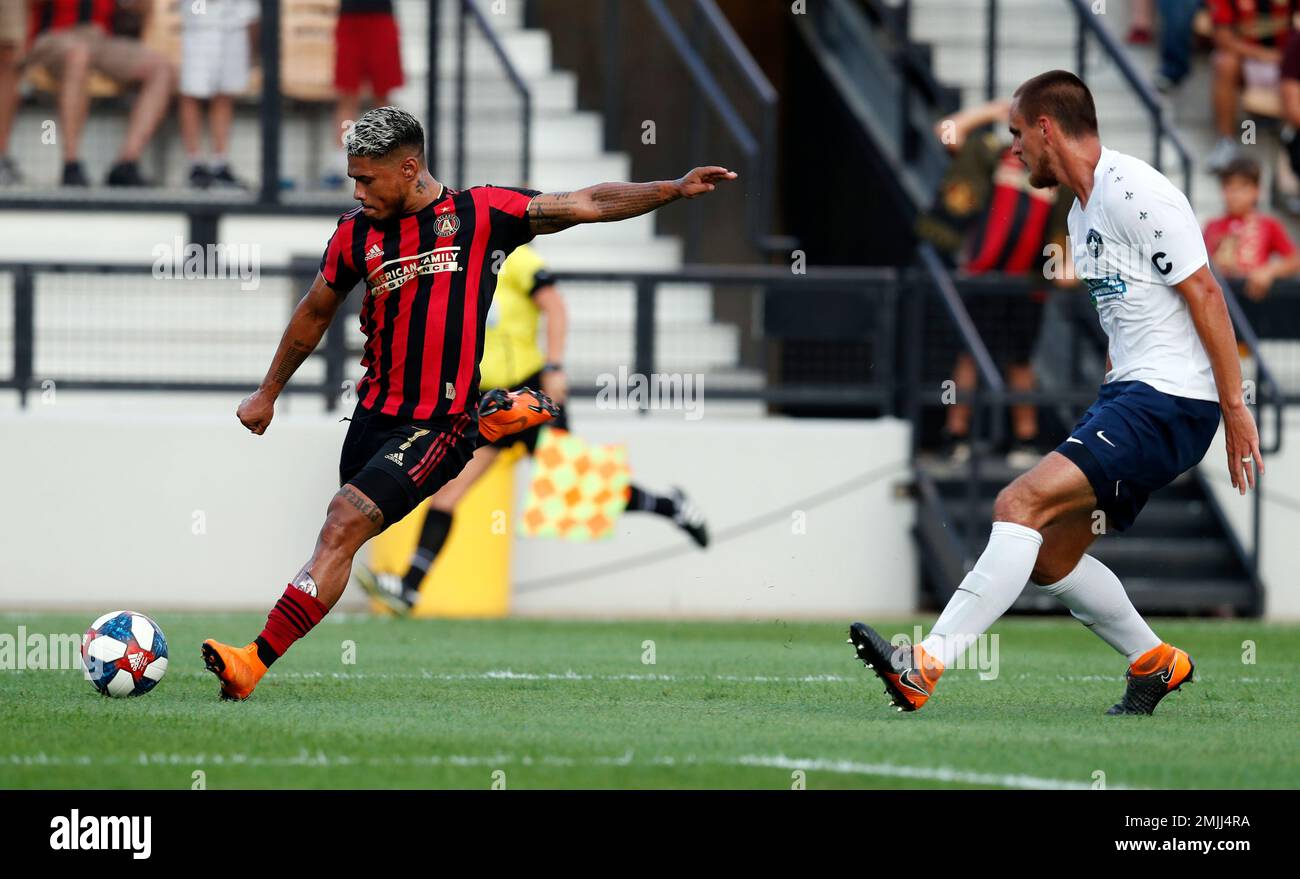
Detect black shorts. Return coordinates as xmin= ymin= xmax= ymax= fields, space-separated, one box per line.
xmin=338 ymin=402 xmax=480 ymax=525
xmin=964 ymin=290 xmax=1045 ymax=367
xmin=490 ymin=370 xmax=569 ymax=453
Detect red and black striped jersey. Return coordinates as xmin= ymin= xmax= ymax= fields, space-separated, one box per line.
xmin=966 ymin=148 xmax=1064 ymax=276
xmin=32 ymin=0 xmax=115 ymax=35
xmin=1209 ymin=0 xmax=1299 ymax=47
xmin=319 ymin=185 xmax=540 ymax=420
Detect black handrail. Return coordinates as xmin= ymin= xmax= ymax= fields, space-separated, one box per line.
xmin=1064 ymin=0 xmax=1194 ymax=198
xmin=917 ymin=244 xmax=1005 ymax=398
xmin=454 ymin=0 xmax=533 ymax=188
xmin=917 ymin=242 xmax=1006 ymax=560
xmin=637 ymin=0 xmax=795 ymax=257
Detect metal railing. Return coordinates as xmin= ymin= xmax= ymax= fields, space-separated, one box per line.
xmin=0 ymin=0 xmax=532 ymax=238
xmin=980 ymin=0 xmax=1194 ymax=198
xmin=0 ymin=262 xmax=899 ymax=412
xmin=453 ymin=0 xmax=532 ymax=188
xmin=603 ymin=0 xmax=795 ymax=259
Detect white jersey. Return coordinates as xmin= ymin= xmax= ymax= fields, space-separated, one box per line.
xmin=1067 ymin=146 xmax=1218 ymax=402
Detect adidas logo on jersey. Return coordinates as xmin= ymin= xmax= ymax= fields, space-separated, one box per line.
xmin=385 ymin=451 xmax=404 ymax=466
xmin=365 ymin=243 xmax=384 ymax=263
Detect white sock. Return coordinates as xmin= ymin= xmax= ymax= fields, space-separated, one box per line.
xmin=920 ymin=521 xmax=1042 ymax=668
xmin=1037 ymin=554 xmax=1160 ymax=664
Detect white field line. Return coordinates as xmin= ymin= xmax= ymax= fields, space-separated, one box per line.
xmin=0 ymin=749 xmax=1129 ymax=789
xmin=10 ymin=664 xmax=1286 ymax=686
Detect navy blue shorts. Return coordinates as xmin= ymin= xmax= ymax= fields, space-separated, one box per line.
xmin=1055 ymin=381 xmax=1220 ymax=532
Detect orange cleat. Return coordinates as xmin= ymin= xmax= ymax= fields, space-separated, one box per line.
xmin=477 ymin=386 xmax=560 ymax=443
xmin=1106 ymin=642 xmax=1194 ymax=715
xmin=200 ymin=639 xmax=267 ymax=702
xmin=848 ymin=622 xmax=945 ymax=712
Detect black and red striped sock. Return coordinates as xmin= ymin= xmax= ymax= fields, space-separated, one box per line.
xmin=255 ymin=585 xmax=328 ymax=667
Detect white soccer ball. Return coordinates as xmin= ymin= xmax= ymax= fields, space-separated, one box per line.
xmin=81 ymin=611 xmax=169 ymax=698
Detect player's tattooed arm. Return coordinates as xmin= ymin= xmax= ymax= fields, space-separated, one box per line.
xmin=526 ymin=166 xmax=738 ymax=235
xmin=237 ymin=274 xmax=343 ymax=436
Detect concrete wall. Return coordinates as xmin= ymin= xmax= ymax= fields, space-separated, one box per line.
xmin=0 ymin=404 xmax=917 ymax=619
xmin=1201 ymin=408 xmax=1300 ymax=620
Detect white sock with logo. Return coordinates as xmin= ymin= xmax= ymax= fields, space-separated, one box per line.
xmin=1037 ymin=554 xmax=1160 ymax=663
xmin=920 ymin=521 xmax=1043 ymax=668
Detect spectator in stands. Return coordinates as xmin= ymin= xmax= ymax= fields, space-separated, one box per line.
xmin=1152 ymin=0 xmax=1203 ymax=93
xmin=26 ymin=0 xmax=174 ymax=186
xmin=916 ymin=99 xmax=1074 ymax=467
xmin=1204 ymin=156 xmax=1300 ymax=299
xmin=1127 ymin=0 xmax=1155 ymax=44
xmin=0 ymin=0 xmax=26 ymax=184
xmin=1276 ymin=28 xmax=1300 ymax=211
xmin=178 ymin=0 xmax=256 ymax=189
xmin=1207 ymin=0 xmax=1298 ymax=171
xmin=328 ymin=0 xmax=404 ymax=189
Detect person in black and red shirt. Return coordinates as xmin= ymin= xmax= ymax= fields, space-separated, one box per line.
xmin=918 ymin=99 xmax=1073 ymax=467
xmin=201 ymin=106 xmax=737 ymax=701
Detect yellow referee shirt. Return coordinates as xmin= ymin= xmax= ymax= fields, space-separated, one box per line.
xmin=479 ymin=244 xmax=551 ymax=390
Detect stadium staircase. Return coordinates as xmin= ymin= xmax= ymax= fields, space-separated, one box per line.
xmin=806 ymin=0 xmax=1266 ymax=615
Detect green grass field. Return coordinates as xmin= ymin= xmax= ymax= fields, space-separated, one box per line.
xmin=2 ymin=613 xmax=1297 ymax=789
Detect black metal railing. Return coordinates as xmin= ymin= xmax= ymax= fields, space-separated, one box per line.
xmin=0 ymin=0 xmax=532 ymax=237
xmin=979 ymin=0 xmax=1194 ymax=197
xmin=603 ymin=0 xmax=795 ymax=259
xmin=453 ymin=0 xmax=532 ymax=188
xmin=0 ymin=261 xmax=899 ymax=412
xmin=1067 ymin=0 xmax=1194 ymax=196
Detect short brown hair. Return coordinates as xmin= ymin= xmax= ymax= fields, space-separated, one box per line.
xmin=1217 ymin=156 xmax=1261 ymax=186
xmin=1013 ymin=70 xmax=1098 ymax=139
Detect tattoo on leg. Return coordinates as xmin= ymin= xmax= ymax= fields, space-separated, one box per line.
xmin=339 ymin=484 xmax=383 ymax=525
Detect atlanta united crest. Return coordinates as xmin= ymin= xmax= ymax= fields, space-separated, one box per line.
xmin=434 ymin=212 xmax=460 ymax=237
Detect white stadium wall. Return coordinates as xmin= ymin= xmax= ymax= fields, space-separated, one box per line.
xmin=0 ymin=405 xmax=918 ymax=619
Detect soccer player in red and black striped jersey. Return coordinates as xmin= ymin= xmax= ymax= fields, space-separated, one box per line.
xmin=201 ymin=106 xmax=737 ymax=700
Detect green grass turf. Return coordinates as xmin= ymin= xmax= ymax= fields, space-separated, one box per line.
xmin=1 ymin=613 xmax=1297 ymax=789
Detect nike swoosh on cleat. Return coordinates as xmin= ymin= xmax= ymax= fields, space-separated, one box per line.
xmin=898 ymin=668 xmax=929 ymax=697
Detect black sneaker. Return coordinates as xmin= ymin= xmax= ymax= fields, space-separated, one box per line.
xmin=669 ymin=486 xmax=709 ymax=548
xmin=353 ymin=566 xmax=418 ymax=616
xmin=1106 ymin=643 xmax=1195 ymax=715
xmin=848 ymin=622 xmax=944 ymax=712
xmin=209 ymin=164 xmax=248 ymax=190
xmin=0 ymin=155 xmax=23 ymax=185
xmin=937 ymin=428 xmax=971 ymax=464
xmin=62 ymin=160 xmax=89 ymax=187
xmin=188 ymin=163 xmax=213 ymax=189
xmin=105 ymin=160 xmax=150 ymax=187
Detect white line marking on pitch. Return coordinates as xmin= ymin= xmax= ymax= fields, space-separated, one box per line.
xmin=0 ymin=750 xmax=1128 ymax=789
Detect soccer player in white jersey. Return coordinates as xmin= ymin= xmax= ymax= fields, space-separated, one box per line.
xmin=850 ymin=70 xmax=1263 ymax=715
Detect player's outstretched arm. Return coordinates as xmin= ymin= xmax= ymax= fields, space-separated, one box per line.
xmin=526 ymin=166 xmax=738 ymax=235
xmin=237 ymin=273 xmax=343 ymax=435
xmin=1175 ymin=265 xmax=1264 ymax=494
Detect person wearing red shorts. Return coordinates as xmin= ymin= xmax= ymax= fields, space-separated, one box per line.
xmin=328 ymin=0 xmax=404 ymax=188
